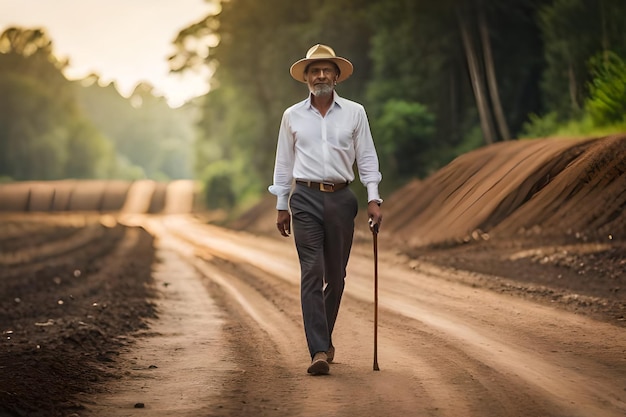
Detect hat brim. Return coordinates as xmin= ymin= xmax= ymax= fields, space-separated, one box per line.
xmin=290 ymin=57 xmax=353 ymax=83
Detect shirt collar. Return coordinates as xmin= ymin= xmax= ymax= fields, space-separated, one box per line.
xmin=305 ymin=90 xmax=343 ymax=110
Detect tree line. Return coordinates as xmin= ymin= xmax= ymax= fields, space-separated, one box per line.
xmin=172 ymin=0 xmax=626 ymax=208
xmin=0 ymin=27 xmax=197 ymax=182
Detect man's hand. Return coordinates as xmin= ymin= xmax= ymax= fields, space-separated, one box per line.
xmin=367 ymin=201 xmax=383 ymax=233
xmin=276 ymin=210 xmax=291 ymax=237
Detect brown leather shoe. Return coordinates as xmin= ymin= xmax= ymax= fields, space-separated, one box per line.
xmin=307 ymin=352 xmax=329 ymax=375
xmin=327 ymin=345 xmax=335 ymax=363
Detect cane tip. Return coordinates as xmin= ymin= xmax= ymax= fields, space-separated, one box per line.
xmin=373 ymin=364 xmax=380 ymax=371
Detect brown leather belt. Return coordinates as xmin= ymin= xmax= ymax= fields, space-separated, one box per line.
xmin=296 ymin=180 xmax=349 ymax=192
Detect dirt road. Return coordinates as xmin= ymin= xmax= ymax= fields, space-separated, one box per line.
xmin=61 ymin=214 xmax=626 ymax=417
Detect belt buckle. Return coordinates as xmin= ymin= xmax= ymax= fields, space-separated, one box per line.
xmin=319 ymin=182 xmax=334 ymax=192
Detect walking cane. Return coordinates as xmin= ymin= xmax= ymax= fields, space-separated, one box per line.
xmin=370 ymin=219 xmax=380 ymax=371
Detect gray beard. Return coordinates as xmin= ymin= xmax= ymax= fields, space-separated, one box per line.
xmin=312 ymin=84 xmax=334 ymax=97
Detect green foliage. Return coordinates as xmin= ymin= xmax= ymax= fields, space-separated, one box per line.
xmin=374 ymin=100 xmax=436 ymax=181
xmin=195 ymin=83 xmax=266 ymax=200
xmin=0 ymin=73 xmax=67 ymax=179
xmin=538 ymin=0 xmax=626 ymax=119
xmin=75 ymin=80 xmax=198 ymax=180
xmin=0 ymin=27 xmax=86 ymax=180
xmin=0 ymin=26 xmax=198 ymax=182
xmin=64 ymin=119 xmax=114 ymax=179
xmin=199 ymin=160 xmax=237 ymax=210
xmin=520 ymin=112 xmax=605 ymax=138
xmin=111 ymin=155 xmax=148 ymax=180
xmin=453 ymin=125 xmax=486 ymax=156
xmin=520 ymin=112 xmax=562 ymax=138
xmin=521 ymin=51 xmax=626 ymax=138
xmin=367 ymin=2 xmax=456 ymax=112
xmin=367 ymin=0 xmax=468 ymax=154
xmin=538 ymin=0 xmax=596 ymax=115
xmin=586 ymin=52 xmax=626 ymax=126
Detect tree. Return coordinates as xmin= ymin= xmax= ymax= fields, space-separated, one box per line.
xmin=527 ymin=0 xmax=626 ymax=132
xmin=74 ymin=79 xmax=198 ymax=180
xmin=457 ymin=5 xmax=497 ymax=144
xmin=0 ymin=26 xmax=161 ymax=181
xmin=586 ymin=52 xmax=626 ymax=126
xmin=478 ymin=5 xmax=511 ymax=141
xmin=539 ymin=0 xmax=605 ymax=117
xmin=0 ymin=73 xmax=68 ymax=179
xmin=65 ymin=120 xmax=114 ymax=179
xmin=375 ymin=99 xmax=436 ymax=183
xmin=0 ymin=28 xmax=77 ymax=180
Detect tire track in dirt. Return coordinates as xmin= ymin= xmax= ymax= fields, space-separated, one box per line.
xmin=83 ymin=224 xmax=235 ymax=416
xmin=0 ymin=214 xmax=113 ymax=266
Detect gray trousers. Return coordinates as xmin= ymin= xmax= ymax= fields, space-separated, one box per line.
xmin=289 ymin=183 xmax=358 ymax=358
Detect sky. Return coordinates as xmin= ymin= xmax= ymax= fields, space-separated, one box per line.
xmin=0 ymin=0 xmax=218 ymax=107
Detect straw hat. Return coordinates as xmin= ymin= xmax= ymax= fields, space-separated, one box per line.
xmin=290 ymin=44 xmax=353 ymax=83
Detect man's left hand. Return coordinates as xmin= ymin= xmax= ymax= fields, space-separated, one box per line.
xmin=367 ymin=201 xmax=383 ymax=232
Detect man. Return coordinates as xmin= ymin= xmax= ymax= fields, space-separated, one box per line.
xmin=269 ymin=44 xmax=383 ymax=375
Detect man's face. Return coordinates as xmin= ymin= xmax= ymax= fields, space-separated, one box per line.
xmin=305 ymin=60 xmax=338 ymax=97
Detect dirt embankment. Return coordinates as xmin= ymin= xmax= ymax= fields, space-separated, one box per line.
xmin=385 ymin=134 xmax=626 ymax=324
xmin=380 ymin=134 xmax=625 ymax=248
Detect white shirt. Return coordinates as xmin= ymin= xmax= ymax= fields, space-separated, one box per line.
xmin=269 ymin=92 xmax=382 ymax=210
